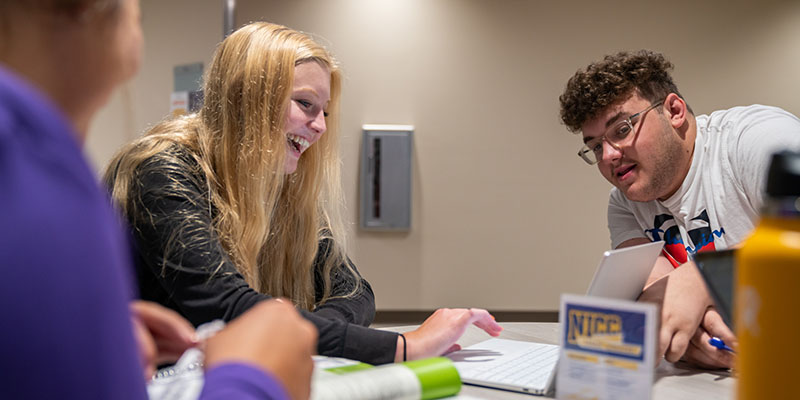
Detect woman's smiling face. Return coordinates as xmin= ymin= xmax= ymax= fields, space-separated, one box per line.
xmin=283 ymin=61 xmax=330 ymax=174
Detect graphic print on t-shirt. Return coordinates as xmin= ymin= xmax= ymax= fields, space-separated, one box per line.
xmin=644 ymin=209 xmax=725 ymax=265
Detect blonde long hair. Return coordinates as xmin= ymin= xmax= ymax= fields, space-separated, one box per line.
xmin=105 ymin=22 xmax=354 ymax=310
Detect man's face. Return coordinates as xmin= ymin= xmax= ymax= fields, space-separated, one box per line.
xmin=580 ymin=93 xmax=687 ymax=202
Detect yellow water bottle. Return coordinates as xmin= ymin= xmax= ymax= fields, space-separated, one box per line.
xmin=736 ymin=150 xmax=800 ymax=399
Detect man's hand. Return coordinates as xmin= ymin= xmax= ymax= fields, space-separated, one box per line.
xmin=130 ymin=301 xmax=198 ymax=380
xmin=638 ymin=261 xmax=714 ymax=363
xmin=205 ymin=299 xmax=317 ymax=400
xmin=682 ymin=308 xmax=736 ymax=369
xmin=399 ymin=308 xmax=503 ymax=362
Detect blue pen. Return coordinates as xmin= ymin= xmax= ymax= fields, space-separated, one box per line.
xmin=709 ymin=337 xmax=735 ymax=353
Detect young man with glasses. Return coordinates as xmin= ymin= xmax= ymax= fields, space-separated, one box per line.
xmin=559 ymin=50 xmax=800 ymax=369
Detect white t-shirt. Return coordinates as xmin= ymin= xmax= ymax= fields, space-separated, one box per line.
xmin=608 ymin=105 xmax=800 ymax=264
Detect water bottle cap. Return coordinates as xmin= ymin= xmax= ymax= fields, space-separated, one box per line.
xmin=766 ymin=151 xmax=800 ymax=197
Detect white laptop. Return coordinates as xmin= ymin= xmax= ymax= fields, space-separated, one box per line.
xmin=447 ymin=241 xmax=664 ymax=396
xmin=585 ymin=241 xmax=664 ymax=300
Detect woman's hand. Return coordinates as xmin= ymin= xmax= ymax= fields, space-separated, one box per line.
xmin=397 ymin=308 xmax=502 ymax=362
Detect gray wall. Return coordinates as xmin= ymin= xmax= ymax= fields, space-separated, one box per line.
xmin=87 ymin=0 xmax=800 ymax=311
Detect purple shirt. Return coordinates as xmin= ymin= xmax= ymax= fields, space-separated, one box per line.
xmin=0 ymin=65 xmax=287 ymax=399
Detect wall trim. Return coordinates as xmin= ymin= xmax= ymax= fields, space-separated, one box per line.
xmin=373 ymin=310 xmax=559 ymax=325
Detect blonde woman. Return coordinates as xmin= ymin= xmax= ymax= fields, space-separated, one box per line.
xmin=106 ymin=22 xmax=501 ymax=365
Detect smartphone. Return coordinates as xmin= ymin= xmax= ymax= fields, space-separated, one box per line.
xmin=692 ymin=249 xmax=736 ymax=330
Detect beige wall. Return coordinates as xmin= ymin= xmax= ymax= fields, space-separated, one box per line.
xmin=86 ymin=0 xmax=223 ymax=170
xmin=87 ymin=0 xmax=800 ymax=311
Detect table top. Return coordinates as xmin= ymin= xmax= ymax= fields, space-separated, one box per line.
xmin=386 ymin=322 xmax=734 ymax=399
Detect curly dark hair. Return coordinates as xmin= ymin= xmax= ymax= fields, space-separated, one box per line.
xmin=558 ymin=50 xmax=692 ymax=132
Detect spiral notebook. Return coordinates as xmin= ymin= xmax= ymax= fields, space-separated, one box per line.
xmin=448 ymin=241 xmax=664 ymax=395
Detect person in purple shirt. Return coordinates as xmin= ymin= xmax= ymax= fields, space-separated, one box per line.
xmin=0 ymin=1 xmax=316 ymax=399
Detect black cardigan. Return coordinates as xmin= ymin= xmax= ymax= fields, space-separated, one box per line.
xmin=114 ymin=147 xmax=397 ymax=364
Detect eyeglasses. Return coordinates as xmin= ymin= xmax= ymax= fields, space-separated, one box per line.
xmin=577 ymin=101 xmax=663 ymax=165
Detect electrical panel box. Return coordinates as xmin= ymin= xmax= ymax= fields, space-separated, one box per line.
xmin=359 ymin=125 xmax=413 ymax=231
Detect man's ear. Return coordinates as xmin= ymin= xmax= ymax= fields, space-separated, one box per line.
xmin=664 ymin=93 xmax=687 ymax=129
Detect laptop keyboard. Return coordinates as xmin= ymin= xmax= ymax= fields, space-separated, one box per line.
xmin=464 ymin=344 xmax=560 ymax=388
